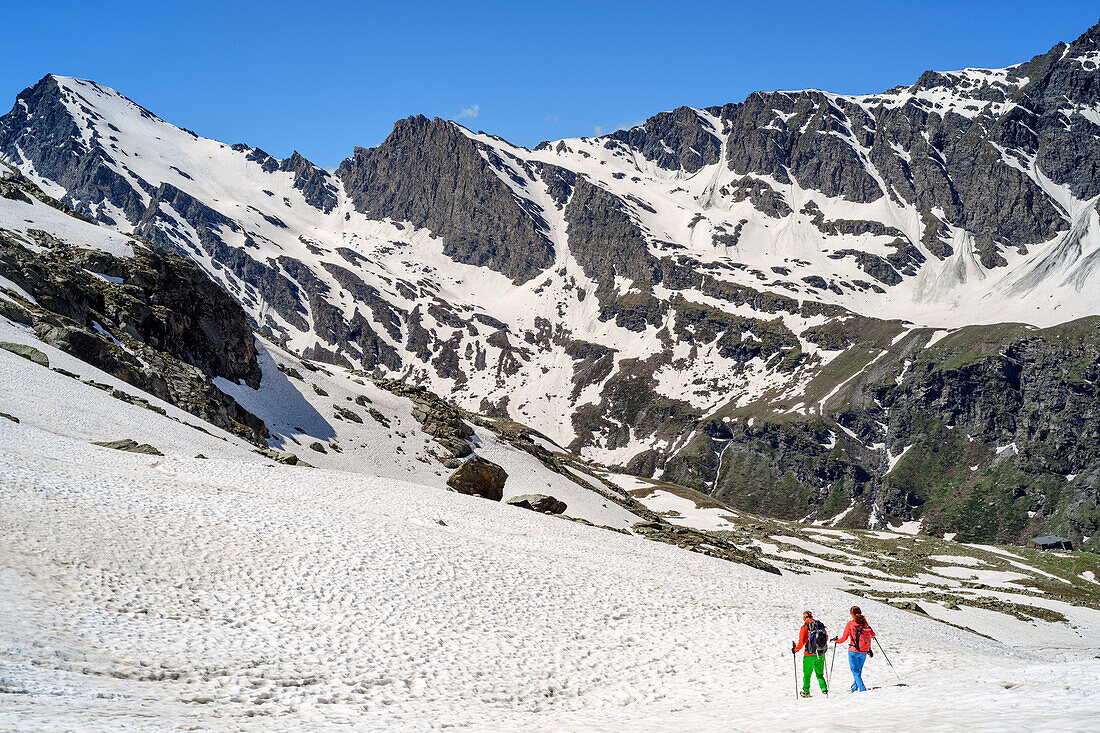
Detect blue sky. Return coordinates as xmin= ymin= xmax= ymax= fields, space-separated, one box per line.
xmin=3 ymin=1 xmax=1098 ymax=167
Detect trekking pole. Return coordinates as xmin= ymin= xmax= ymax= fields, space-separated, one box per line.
xmin=829 ymin=641 xmax=837 ymax=691
xmin=874 ymin=637 xmax=903 ymax=684
xmin=793 ymin=649 xmax=799 ymax=699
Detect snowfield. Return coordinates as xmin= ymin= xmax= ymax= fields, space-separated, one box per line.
xmin=2 ymin=347 xmax=1099 ymax=731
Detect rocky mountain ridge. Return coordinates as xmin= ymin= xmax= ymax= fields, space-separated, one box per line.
xmin=3 ymin=20 xmax=1100 ymax=546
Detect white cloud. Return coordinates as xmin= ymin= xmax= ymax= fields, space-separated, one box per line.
xmin=592 ymin=120 xmax=643 ymax=137
xmin=458 ymin=104 xmax=479 ymax=119
xmin=544 ymin=114 xmax=559 ymax=123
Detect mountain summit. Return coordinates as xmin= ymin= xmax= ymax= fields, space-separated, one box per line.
xmin=3 ymin=20 xmax=1100 ymax=542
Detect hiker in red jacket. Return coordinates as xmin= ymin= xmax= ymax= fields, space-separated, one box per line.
xmin=791 ymin=610 xmax=828 ymax=697
xmin=833 ymin=605 xmax=875 ymax=692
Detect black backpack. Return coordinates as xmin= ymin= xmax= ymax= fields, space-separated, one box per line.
xmin=806 ymin=620 xmax=827 ymax=655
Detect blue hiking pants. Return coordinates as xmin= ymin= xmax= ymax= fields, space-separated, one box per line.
xmin=849 ymin=651 xmax=868 ymax=691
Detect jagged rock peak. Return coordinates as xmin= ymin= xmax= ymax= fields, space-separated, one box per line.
xmin=337 ymin=114 xmax=556 ymax=284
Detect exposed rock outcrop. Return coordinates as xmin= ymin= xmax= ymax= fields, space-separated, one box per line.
xmin=337 ymin=115 xmax=555 ymax=284
xmin=632 ymin=520 xmax=781 ymax=574
xmin=93 ymin=438 xmax=163 ymax=455
xmin=0 ymin=341 xmax=48 ymax=367
xmin=506 ymin=494 xmax=567 ymax=514
xmin=375 ymin=378 xmax=475 ymax=459
xmin=606 ymin=106 xmax=722 ymax=173
xmin=0 ymin=173 xmax=266 ymax=443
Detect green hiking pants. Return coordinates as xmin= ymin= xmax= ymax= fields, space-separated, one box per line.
xmin=802 ymin=653 xmax=827 ymax=694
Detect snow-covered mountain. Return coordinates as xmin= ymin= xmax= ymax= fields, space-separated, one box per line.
xmin=3 ymin=20 xmax=1100 ymax=544
xmin=4 ymin=20 xmax=1100 ymax=728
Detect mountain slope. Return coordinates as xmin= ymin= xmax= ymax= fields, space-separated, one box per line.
xmin=3 ymin=21 xmax=1100 ymax=544
xmin=2 ymin=148 xmax=1099 ymax=729
xmin=2 ymin=381 xmax=1099 ymax=730
xmin=0 ymin=167 xmax=666 ymax=532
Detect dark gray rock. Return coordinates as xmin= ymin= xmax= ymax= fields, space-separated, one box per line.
xmin=0 ymin=176 xmax=267 ymax=443
xmin=716 ymin=91 xmax=883 ymax=203
xmin=606 ymin=106 xmax=722 ymax=173
xmin=723 ymin=177 xmax=792 ymax=218
xmin=506 ymin=494 xmax=567 ymax=514
xmin=333 ymin=405 xmax=363 ymax=423
xmin=0 ymin=76 xmax=148 ymax=224
xmin=278 ymin=151 xmax=338 ymax=213
xmin=134 ymin=183 xmax=310 ymax=334
xmin=538 ymin=164 xmax=577 ymax=207
xmin=829 ymin=250 xmax=902 ymax=286
xmin=337 ymin=115 xmax=554 ymax=283
xmin=446 ymin=455 xmax=508 ymax=501
xmin=255 ymin=447 xmax=300 ymax=465
xmin=93 ymin=438 xmax=163 ymax=455
xmin=0 ymin=298 xmax=34 ymax=326
xmin=564 ymin=340 xmax=617 ymax=399
xmin=313 ymin=262 xmax=404 ymax=371
xmin=632 ymin=520 xmax=781 ymax=574
xmin=563 ymin=177 xmax=662 ymax=332
xmin=0 ymin=341 xmax=48 ymax=367
xmin=893 ymin=600 xmax=929 ymax=615
xmin=381 ymin=379 xmax=475 ymax=458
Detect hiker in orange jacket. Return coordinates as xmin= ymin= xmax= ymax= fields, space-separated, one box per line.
xmin=791 ymin=610 xmax=828 ymax=697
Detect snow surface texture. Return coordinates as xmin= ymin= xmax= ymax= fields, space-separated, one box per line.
xmin=2 ymin=347 xmax=1099 ymax=731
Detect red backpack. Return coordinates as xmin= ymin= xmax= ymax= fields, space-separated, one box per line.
xmin=851 ymin=623 xmax=874 ymax=653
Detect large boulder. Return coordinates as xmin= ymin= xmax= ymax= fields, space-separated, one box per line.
xmin=446 ymin=455 xmax=507 ymax=501
xmin=506 ymin=494 xmax=567 ymax=515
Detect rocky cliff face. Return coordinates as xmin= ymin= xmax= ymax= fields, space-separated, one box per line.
xmin=337 ymin=115 xmax=555 ymax=284
xmin=0 ymin=167 xmax=266 ymax=442
xmin=605 ymin=105 xmax=722 ymax=173
xmin=4 ymin=21 xmax=1100 ymax=546
xmin=874 ymin=322 xmax=1100 ymax=542
xmin=658 ymin=320 xmax=1100 ymax=548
